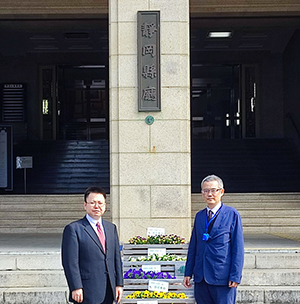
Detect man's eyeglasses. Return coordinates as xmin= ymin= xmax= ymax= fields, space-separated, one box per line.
xmin=86 ymin=201 xmax=106 ymax=207
xmin=201 ymin=188 xmax=222 ymax=195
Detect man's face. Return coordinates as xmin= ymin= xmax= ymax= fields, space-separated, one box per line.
xmin=201 ymin=180 xmax=224 ymax=208
xmin=84 ymin=192 xmax=106 ymax=220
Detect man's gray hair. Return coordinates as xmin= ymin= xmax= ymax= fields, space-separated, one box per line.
xmin=201 ymin=174 xmax=224 ymax=189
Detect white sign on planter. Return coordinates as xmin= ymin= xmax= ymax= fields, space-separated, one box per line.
xmin=137 ymin=301 xmax=158 ymax=304
xmin=148 ymin=280 xmax=169 ymax=293
xmin=148 ymin=248 xmax=166 ymax=256
xmin=142 ymin=264 xmax=161 ymax=272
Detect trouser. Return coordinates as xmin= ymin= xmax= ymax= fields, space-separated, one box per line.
xmin=194 ymin=279 xmax=237 ymax=304
xmin=101 ymin=277 xmax=114 ymax=304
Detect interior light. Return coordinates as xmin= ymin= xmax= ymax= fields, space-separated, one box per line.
xmin=42 ymin=99 xmax=49 ymax=115
xmin=208 ymin=31 xmax=232 ymax=38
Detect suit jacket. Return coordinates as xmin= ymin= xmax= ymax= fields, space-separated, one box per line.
xmin=61 ymin=216 xmax=123 ymax=304
xmin=184 ymin=203 xmax=244 ymax=285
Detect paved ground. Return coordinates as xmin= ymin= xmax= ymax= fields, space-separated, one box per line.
xmin=0 ymin=233 xmax=299 ymax=253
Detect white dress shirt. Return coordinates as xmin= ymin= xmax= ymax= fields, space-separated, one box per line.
xmin=86 ymin=214 xmax=105 ymax=238
xmin=206 ymin=202 xmax=222 ymax=217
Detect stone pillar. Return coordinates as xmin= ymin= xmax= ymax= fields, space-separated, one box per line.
xmin=109 ymin=0 xmax=190 ymax=242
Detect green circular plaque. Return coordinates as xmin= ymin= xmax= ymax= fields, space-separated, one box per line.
xmin=145 ymin=115 xmax=154 ymax=125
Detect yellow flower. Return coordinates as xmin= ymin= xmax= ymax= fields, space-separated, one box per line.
xmin=178 ymin=293 xmax=188 ymax=298
xmin=126 ymin=290 xmax=187 ymax=300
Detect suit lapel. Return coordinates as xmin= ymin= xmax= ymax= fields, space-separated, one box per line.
xmin=82 ymin=217 xmax=106 ymax=254
xmin=198 ymin=209 xmax=207 ymax=233
xmin=209 ymin=205 xmax=226 ymax=238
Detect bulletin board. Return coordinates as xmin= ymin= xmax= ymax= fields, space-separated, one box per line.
xmin=0 ymin=125 xmax=13 ymax=191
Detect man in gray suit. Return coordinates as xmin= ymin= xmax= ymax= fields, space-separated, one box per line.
xmin=62 ymin=186 xmax=123 ymax=304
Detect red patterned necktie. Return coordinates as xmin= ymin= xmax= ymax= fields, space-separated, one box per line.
xmin=208 ymin=210 xmax=213 ymax=220
xmin=96 ymin=222 xmax=106 ymax=252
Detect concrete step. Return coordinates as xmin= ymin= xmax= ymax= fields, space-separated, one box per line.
xmin=192 ymin=193 xmax=300 ymax=201
xmin=244 ymin=252 xmax=300 ymax=269
xmin=0 ymin=270 xmax=67 ymax=288
xmin=192 ymin=201 xmax=300 ymax=211
xmin=0 ymin=253 xmax=62 ymax=271
xmin=237 ymin=285 xmax=300 ymax=304
xmin=1 ymin=252 xmax=299 ymax=271
xmin=0 ymin=219 xmax=83 ymax=228
xmin=191 ymin=193 xmax=300 ymax=234
xmin=194 ymin=209 xmax=300 ymax=217
xmin=0 ymin=216 xmax=110 ymax=227
xmin=1 ymin=252 xmax=300 ymax=288
xmin=0 ymin=195 xmax=111 ymax=233
xmin=0 ymin=287 xmax=68 ymax=304
xmin=0 ymin=211 xmax=86 ymax=219
xmin=239 ymin=209 xmax=300 ymax=216
xmin=192 ymin=204 xmax=300 ymax=212
xmin=0 ymin=286 xmax=300 ymax=304
xmin=0 ymin=235 xmax=299 ymax=304
xmin=1 ymin=193 xmax=300 ymax=234
xmin=243 ymin=226 xmax=300 ymax=234
xmin=223 ymin=193 xmax=300 ymax=201
xmin=0 ymin=203 xmax=85 ymax=211
xmin=241 ymin=269 xmax=300 ymax=286
xmin=2 ymin=268 xmax=299 ymax=289
xmin=0 ymin=227 xmax=64 ymax=233
xmin=241 ymin=217 xmax=300 ymax=225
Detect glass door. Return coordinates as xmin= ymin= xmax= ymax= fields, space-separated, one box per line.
xmin=39 ymin=66 xmax=57 ymax=140
xmin=57 ymin=66 xmax=108 ymax=140
xmin=242 ymin=64 xmax=259 ymax=138
xmin=192 ymin=65 xmax=241 ymax=139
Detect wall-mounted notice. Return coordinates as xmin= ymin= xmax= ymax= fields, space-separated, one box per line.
xmin=2 ymin=84 xmax=26 ymax=122
xmin=147 ymin=227 xmax=165 ymax=236
xmin=0 ymin=126 xmax=13 ymax=191
xmin=0 ymin=130 xmax=7 ymax=187
xmin=16 ymin=156 xmax=33 ymax=169
xmin=137 ymin=11 xmax=161 ymax=111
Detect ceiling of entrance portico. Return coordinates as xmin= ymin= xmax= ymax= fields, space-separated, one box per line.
xmin=0 ymin=17 xmax=299 ymax=55
xmin=0 ymin=19 xmax=108 ymax=55
xmin=191 ymin=17 xmax=300 ymax=53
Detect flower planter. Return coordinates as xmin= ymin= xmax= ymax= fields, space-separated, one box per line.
xmin=122 ymin=243 xmax=189 ymax=259
xmin=122 ymin=242 xmax=194 ymax=304
xmin=122 ymin=299 xmax=195 ymax=304
xmin=123 ymin=261 xmax=186 ymax=278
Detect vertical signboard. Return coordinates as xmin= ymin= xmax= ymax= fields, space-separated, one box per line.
xmin=138 ymin=11 xmax=161 ymax=111
xmin=0 ymin=125 xmax=13 ymax=191
xmin=2 ymin=84 xmax=26 ymax=122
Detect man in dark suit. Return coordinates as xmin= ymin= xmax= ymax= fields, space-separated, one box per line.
xmin=183 ymin=175 xmax=244 ymax=304
xmin=62 ymin=186 xmax=123 ymax=304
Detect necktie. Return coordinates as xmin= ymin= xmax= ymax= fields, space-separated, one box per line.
xmin=96 ymin=222 xmax=106 ymax=252
xmin=208 ymin=210 xmax=213 ymax=220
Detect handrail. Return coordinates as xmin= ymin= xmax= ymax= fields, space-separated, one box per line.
xmin=286 ymin=112 xmax=300 ymax=139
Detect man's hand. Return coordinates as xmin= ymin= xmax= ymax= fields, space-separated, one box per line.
xmin=229 ymin=281 xmax=239 ymax=288
xmin=183 ymin=276 xmax=192 ymax=288
xmin=72 ymin=288 xmax=83 ymax=303
xmin=116 ymin=286 xmax=123 ymax=303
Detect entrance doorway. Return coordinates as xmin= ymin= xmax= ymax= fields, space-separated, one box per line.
xmin=191 ymin=64 xmax=258 ymax=139
xmin=58 ymin=65 xmax=108 ymax=140
xmin=40 ymin=65 xmax=109 ymax=140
